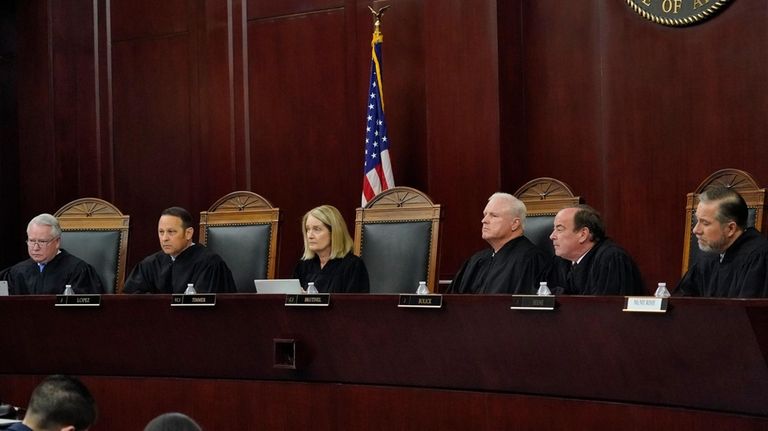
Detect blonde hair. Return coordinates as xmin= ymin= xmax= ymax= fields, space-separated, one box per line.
xmin=301 ymin=205 xmax=353 ymax=260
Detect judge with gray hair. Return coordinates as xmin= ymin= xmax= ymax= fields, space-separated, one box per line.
xmin=447 ymin=192 xmax=549 ymax=294
xmin=0 ymin=213 xmax=103 ymax=294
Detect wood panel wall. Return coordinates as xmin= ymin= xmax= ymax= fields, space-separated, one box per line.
xmin=2 ymin=0 xmax=768 ymax=291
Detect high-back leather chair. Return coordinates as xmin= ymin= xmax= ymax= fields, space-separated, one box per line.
xmin=514 ymin=177 xmax=581 ymax=256
xmin=354 ymin=187 xmax=441 ymax=294
xmin=199 ymin=191 xmax=280 ymax=292
xmin=54 ymin=198 xmax=130 ymax=294
xmin=682 ymin=169 xmax=766 ymax=274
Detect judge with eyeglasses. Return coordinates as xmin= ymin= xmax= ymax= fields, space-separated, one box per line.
xmin=0 ymin=213 xmax=103 ymax=294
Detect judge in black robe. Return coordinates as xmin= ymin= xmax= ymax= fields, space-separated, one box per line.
xmin=293 ymin=205 xmax=369 ymax=293
xmin=547 ymin=205 xmax=644 ymax=295
xmin=546 ymin=239 xmax=644 ymax=295
xmin=1 ymin=213 xmax=104 ymax=295
xmin=293 ymin=251 xmax=369 ymax=293
xmin=123 ymin=206 xmax=236 ymax=294
xmin=676 ymin=186 xmax=768 ymax=298
xmin=1 ymin=249 xmax=104 ymax=295
xmin=448 ymin=235 xmax=549 ymax=294
xmin=447 ymin=192 xmax=549 ymax=294
xmin=123 ymin=243 xmax=236 ymax=294
xmin=677 ymin=228 xmax=768 ymax=297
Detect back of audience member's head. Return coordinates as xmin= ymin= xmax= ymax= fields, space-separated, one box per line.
xmin=698 ymin=185 xmax=749 ymax=230
xmin=144 ymin=412 xmax=202 ymax=431
xmin=24 ymin=374 xmax=96 ymax=431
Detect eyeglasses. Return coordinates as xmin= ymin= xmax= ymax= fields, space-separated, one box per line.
xmin=26 ymin=237 xmax=59 ymax=248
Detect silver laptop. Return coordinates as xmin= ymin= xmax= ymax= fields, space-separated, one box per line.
xmin=254 ymin=279 xmax=304 ymax=294
xmin=0 ymin=280 xmax=8 ymax=296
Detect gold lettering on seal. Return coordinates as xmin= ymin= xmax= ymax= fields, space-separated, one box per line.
xmin=662 ymin=0 xmax=682 ymax=13
xmin=693 ymin=0 xmax=710 ymax=9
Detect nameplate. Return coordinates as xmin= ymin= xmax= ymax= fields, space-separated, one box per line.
xmin=171 ymin=294 xmax=217 ymax=307
xmin=55 ymin=294 xmax=102 ymax=307
xmin=509 ymin=295 xmax=556 ymax=311
xmin=398 ymin=294 xmax=443 ymax=308
xmin=285 ymin=294 xmax=330 ymax=307
xmin=623 ymin=296 xmax=668 ymax=313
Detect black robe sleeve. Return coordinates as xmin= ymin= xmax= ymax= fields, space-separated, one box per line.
xmin=124 ymin=245 xmax=236 ymax=294
xmin=292 ymin=252 xmax=369 ymax=293
xmin=675 ymin=229 xmax=768 ymax=298
xmin=584 ymin=245 xmax=645 ymax=295
xmin=0 ymin=250 xmax=104 ymax=295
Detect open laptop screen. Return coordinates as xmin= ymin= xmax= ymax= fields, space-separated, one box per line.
xmin=253 ymin=279 xmax=304 ymax=294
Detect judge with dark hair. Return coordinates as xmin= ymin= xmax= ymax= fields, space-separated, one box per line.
xmin=676 ymin=186 xmax=768 ymax=297
xmin=546 ymin=205 xmax=644 ymax=295
xmin=123 ymin=207 xmax=236 ymax=294
xmin=447 ymin=193 xmax=549 ymax=294
xmin=6 ymin=374 xmax=97 ymax=431
xmin=0 ymin=214 xmax=103 ymax=295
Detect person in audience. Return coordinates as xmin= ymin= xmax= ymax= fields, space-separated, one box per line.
xmin=144 ymin=412 xmax=202 ymax=431
xmin=0 ymin=214 xmax=103 ymax=295
xmin=676 ymin=186 xmax=768 ymax=297
xmin=292 ymin=205 xmax=369 ymax=293
xmin=447 ymin=192 xmax=549 ymax=294
xmin=6 ymin=374 xmax=96 ymax=431
xmin=123 ymin=207 xmax=236 ymax=293
xmin=546 ymin=204 xmax=644 ymax=295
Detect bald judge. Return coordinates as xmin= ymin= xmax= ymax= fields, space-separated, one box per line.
xmin=447 ymin=193 xmax=549 ymax=294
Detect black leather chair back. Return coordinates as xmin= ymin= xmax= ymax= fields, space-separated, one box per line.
xmin=205 ymin=224 xmax=272 ymax=293
xmin=524 ymin=216 xmax=555 ymax=257
xmin=61 ymin=230 xmax=120 ymax=293
xmin=361 ymin=221 xmax=432 ymax=294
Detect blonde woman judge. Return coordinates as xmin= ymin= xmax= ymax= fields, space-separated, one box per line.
xmin=292 ymin=205 xmax=369 ymax=293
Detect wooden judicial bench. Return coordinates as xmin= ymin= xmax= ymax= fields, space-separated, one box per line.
xmin=0 ymin=294 xmax=767 ymax=430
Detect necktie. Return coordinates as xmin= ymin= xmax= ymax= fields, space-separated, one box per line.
xmin=38 ymin=263 xmax=45 ymax=273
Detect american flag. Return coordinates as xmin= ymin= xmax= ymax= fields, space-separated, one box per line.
xmin=361 ymin=26 xmax=394 ymax=206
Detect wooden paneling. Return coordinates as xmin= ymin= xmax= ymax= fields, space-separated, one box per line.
xmin=6 ymin=0 xmax=768 ymax=289
xmin=112 ymin=32 xmax=200 ymax=266
xmin=248 ymin=0 xmax=344 ymax=20
xmin=247 ymin=6 xmax=359 ymax=276
xmin=599 ymin=0 xmax=768 ymax=287
xmin=424 ymin=0 xmax=502 ymax=278
xmin=0 ymin=1 xmax=20 ymax=268
xmin=1 ymin=296 xmax=768 ymax=429
xmin=110 ymin=0 xmax=190 ymax=42
xmin=49 ymin=0 xmax=100 ymax=199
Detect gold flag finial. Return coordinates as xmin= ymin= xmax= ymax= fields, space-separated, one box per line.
xmin=368 ymin=5 xmax=391 ymax=33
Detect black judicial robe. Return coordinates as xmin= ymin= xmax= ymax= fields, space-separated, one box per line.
xmin=0 ymin=249 xmax=104 ymax=295
xmin=676 ymin=228 xmax=768 ymax=298
xmin=292 ymin=252 xmax=370 ymax=293
xmin=123 ymin=244 xmax=236 ymax=294
xmin=447 ymin=236 xmax=549 ymax=294
xmin=545 ymin=239 xmax=644 ymax=296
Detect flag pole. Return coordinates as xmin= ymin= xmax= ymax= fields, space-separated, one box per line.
xmin=361 ymin=4 xmax=395 ymax=207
